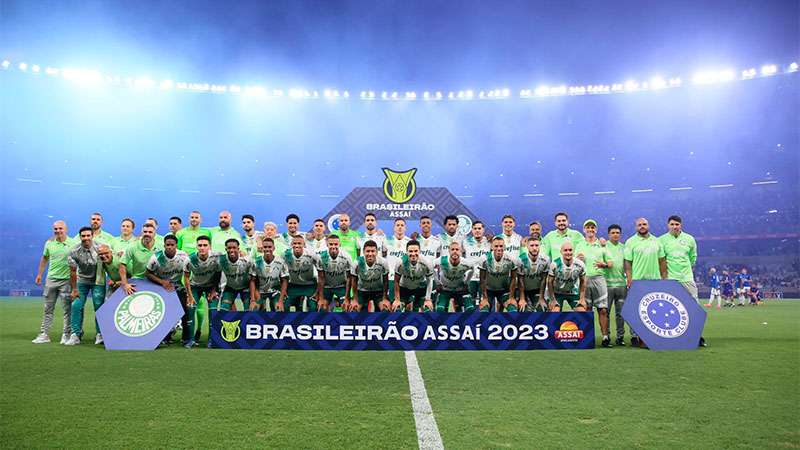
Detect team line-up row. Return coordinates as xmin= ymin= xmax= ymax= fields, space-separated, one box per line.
xmin=33 ymin=210 xmax=708 ymax=348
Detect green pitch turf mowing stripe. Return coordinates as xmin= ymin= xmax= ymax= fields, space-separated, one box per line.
xmin=416 ymin=301 xmax=800 ymax=449
xmin=0 ymin=298 xmax=418 ymax=449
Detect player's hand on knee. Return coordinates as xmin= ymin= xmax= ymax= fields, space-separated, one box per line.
xmin=423 ymin=300 xmax=434 ymax=312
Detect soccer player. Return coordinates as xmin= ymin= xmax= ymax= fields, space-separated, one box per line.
xmin=479 ymin=236 xmax=519 ymax=312
xmin=331 ymin=213 xmax=360 ymax=260
xmin=576 ymin=219 xmax=612 ymax=347
xmin=281 ymin=214 xmax=306 ymax=248
xmin=284 ymin=235 xmax=321 ymax=312
xmin=211 ymin=211 xmax=242 ymax=254
xmin=144 ymin=218 xmax=166 ymax=250
xmin=65 ymin=227 xmax=105 ymax=346
xmin=349 ymin=240 xmax=391 ymax=312
xmin=112 ymin=218 xmax=137 ymax=258
xmin=721 ymin=270 xmax=734 ymax=307
xmin=358 ymin=213 xmax=386 ymax=257
xmin=385 ymin=218 xmax=411 ymax=303
xmin=249 ymin=237 xmax=289 ymax=312
xmin=217 ymin=239 xmax=253 ymax=311
xmin=97 ymin=244 xmax=123 ymax=298
xmin=740 ymin=268 xmax=752 ymax=306
xmin=393 ymin=240 xmax=435 ymax=312
xmin=604 ymin=224 xmax=629 ymax=346
xmin=463 ymin=221 xmax=491 ymax=301
xmin=316 ymin=235 xmax=353 ymax=311
xmin=168 ymin=216 xmax=182 ymax=235
xmin=541 ymin=212 xmax=583 ymax=262
xmin=262 ymin=221 xmax=288 ymax=256
xmin=496 ymin=215 xmax=523 ymax=259
xmin=146 ymin=235 xmax=192 ymax=347
xmin=307 ymin=219 xmax=328 ymax=255
xmin=33 ymin=220 xmax=75 ymax=344
xmin=517 ymin=236 xmax=550 ymax=313
xmin=436 ymin=242 xmax=475 ymax=312
xmin=438 ymin=215 xmax=464 ymax=256
xmin=75 ymin=212 xmax=115 ymax=246
xmin=733 ymin=270 xmax=744 ymax=306
xmin=183 ymin=235 xmax=221 ymax=315
xmin=624 ymin=217 xmax=666 ymax=347
xmin=176 ymin=211 xmax=212 ymax=255
xmin=546 ymin=241 xmax=588 ymax=312
xmin=417 ymin=215 xmax=441 ymax=266
xmin=706 ymin=267 xmax=722 ymax=309
xmin=528 ymin=221 xmax=542 ymax=237
xmin=658 ymin=215 xmax=704 ymax=347
xmin=240 ymin=214 xmax=261 ymax=257
xmin=119 ymin=223 xmax=159 ymax=295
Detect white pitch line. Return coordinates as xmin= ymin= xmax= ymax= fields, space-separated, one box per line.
xmin=404 ymin=351 xmax=444 ymax=450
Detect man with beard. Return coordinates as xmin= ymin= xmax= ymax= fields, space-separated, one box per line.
xmin=624 ymin=217 xmax=667 ymax=347
xmin=281 ymin=214 xmax=306 ymax=249
xmin=479 ymin=236 xmax=519 ymax=312
xmin=436 ymin=242 xmax=474 ymax=312
xmin=176 ymin=211 xmax=212 ymax=255
xmin=183 ymin=236 xmax=221 ymax=332
xmin=218 ymin=239 xmax=253 ymax=311
xmin=119 ymin=223 xmax=159 ymax=294
xmin=65 ymin=227 xmax=104 ymax=345
xmin=541 ymin=212 xmax=583 ymax=262
xmin=74 ymin=212 xmax=114 ymax=246
xmin=517 ymin=236 xmax=550 ymax=312
xmin=496 ymin=215 xmax=523 ymax=260
xmin=463 ymin=221 xmax=491 ymax=302
xmin=33 ymin=220 xmax=75 ymax=344
xmin=358 ymin=213 xmax=386 ymax=257
xmin=240 ymin=214 xmax=261 ymax=257
xmin=146 ymin=235 xmax=192 ymax=347
xmin=284 ymin=235 xmax=321 ymax=312
xmin=331 ymin=213 xmax=360 ymax=260
xmin=528 ymin=221 xmax=543 ymax=237
xmin=385 ymin=218 xmax=411 ymax=304
xmin=316 ymin=235 xmax=353 ymax=311
xmin=112 ymin=218 xmax=137 ymax=258
xmin=348 ymin=240 xmax=391 ymax=312
xmin=211 ymin=211 xmax=242 ymax=254
xmin=168 ymin=216 xmax=182 ymax=235
xmin=438 ymin=215 xmax=464 ymax=256
xmin=144 ymin=218 xmax=165 ymax=250
xmin=393 ymin=240 xmax=435 ymax=312
xmin=604 ymin=224 xmax=629 ymax=346
xmin=249 ymin=237 xmax=289 ymax=312
xmin=97 ymin=244 xmax=123 ymax=299
xmin=307 ymin=219 xmax=328 ymax=256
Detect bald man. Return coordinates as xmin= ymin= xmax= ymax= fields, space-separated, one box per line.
xmin=33 ymin=221 xmax=77 ymax=344
xmin=211 ymin=210 xmax=242 ymax=254
xmin=546 ymin=241 xmax=587 ymax=312
xmin=331 ymin=213 xmax=360 ymax=260
xmin=623 ymin=217 xmax=667 ymax=347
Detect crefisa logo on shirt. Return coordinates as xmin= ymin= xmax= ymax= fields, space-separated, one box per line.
xmin=114 ymin=292 xmax=165 ymax=337
xmin=637 ymin=292 xmax=689 ymax=338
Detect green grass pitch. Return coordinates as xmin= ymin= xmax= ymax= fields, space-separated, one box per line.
xmin=1 ymin=297 xmax=798 ymax=449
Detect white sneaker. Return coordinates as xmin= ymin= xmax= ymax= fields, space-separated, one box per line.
xmin=64 ymin=333 xmax=81 ymax=346
xmin=32 ymin=333 xmax=50 ymax=344
xmin=95 ymin=334 xmax=104 ymax=345
xmin=60 ymin=334 xmax=68 ymax=345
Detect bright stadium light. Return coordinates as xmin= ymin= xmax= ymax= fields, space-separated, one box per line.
xmin=741 ymin=68 xmax=757 ymax=79
xmin=159 ymin=79 xmax=173 ymax=90
xmin=18 ymin=62 xmax=28 ymax=71
xmin=435 ymin=91 xmax=442 ymax=99
xmin=229 ymin=84 xmax=241 ymax=93
xmin=31 ymin=64 xmax=40 ymax=73
xmin=1 ymin=60 xmax=9 ymax=69
xmin=134 ymin=77 xmax=155 ymax=88
xmin=45 ymin=67 xmax=58 ymax=75
xmin=624 ymin=80 xmax=639 ymax=91
xmin=61 ymin=68 xmax=104 ymax=86
xmin=760 ymin=64 xmax=777 ymax=76
xmin=669 ymin=77 xmax=682 ymax=87
xmin=534 ymin=85 xmax=549 ymax=96
xmin=649 ymin=76 xmax=666 ymax=90
xmin=789 ymin=62 xmax=799 ymax=72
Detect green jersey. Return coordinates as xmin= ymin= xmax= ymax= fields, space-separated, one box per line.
xmin=395 ymin=255 xmax=434 ymax=290
xmin=549 ymin=257 xmax=586 ymax=295
xmin=218 ymin=254 xmax=253 ymax=290
xmin=184 ymin=252 xmax=221 ymax=288
xmin=74 ymin=229 xmax=115 ymax=247
xmin=111 ymin=235 xmax=137 ymax=258
xmin=250 ymin=255 xmax=289 ymax=293
xmin=241 ymin=232 xmax=262 ymax=257
xmin=43 ymin=237 xmax=76 ymax=280
xmin=176 ymin=227 xmax=212 ymax=255
xmin=541 ymin=228 xmax=583 ymax=262
xmin=480 ymin=253 xmax=518 ymax=291
xmin=317 ymin=250 xmax=353 ymax=289
xmin=211 ymin=227 xmax=243 ymax=254
xmin=575 ymin=238 xmax=609 ymax=278
xmin=518 ymin=252 xmax=550 ymax=292
xmin=283 ymin=249 xmax=319 ymax=286
xmin=437 ymin=256 xmax=472 ymax=292
xmin=152 ymin=234 xmax=165 ymax=251
xmin=351 ymin=256 xmax=391 ymax=292
xmin=331 ymin=229 xmax=360 ymax=260
xmin=98 ymin=254 xmax=122 ymax=285
xmin=147 ymin=250 xmax=190 ymax=287
xmin=623 ymin=234 xmax=665 ymax=280
xmin=603 ymin=241 xmax=627 ymax=287
xmin=121 ymin=239 xmax=158 ymax=279
xmin=658 ymin=232 xmax=697 ymax=283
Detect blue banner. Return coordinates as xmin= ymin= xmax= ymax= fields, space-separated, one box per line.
xmin=210 ymin=312 xmax=595 ymax=350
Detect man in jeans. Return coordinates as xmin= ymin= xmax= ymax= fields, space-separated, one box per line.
xmin=33 ymin=220 xmax=76 ymax=344
xmin=65 ymin=227 xmax=105 ymax=346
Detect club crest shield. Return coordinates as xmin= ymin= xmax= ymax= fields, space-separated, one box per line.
xmin=382 ymin=168 xmax=417 ymax=203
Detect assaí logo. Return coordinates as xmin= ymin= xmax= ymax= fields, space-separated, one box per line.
xmin=554 ymin=321 xmax=584 ymax=342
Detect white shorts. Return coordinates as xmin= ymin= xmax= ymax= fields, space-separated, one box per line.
xmin=743 ymin=286 xmax=751 ymax=293
xmin=736 ymin=288 xmax=744 ymax=294
xmin=711 ymin=288 xmax=720 ymax=296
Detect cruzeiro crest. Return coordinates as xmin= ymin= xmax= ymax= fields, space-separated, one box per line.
xmin=382 ymin=168 xmax=417 ymax=203
xmin=638 ymin=292 xmax=689 ymax=338
xmin=220 ymin=320 xmax=241 ymax=343
xmin=114 ymin=292 xmax=165 ymax=337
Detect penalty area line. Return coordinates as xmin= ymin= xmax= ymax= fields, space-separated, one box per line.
xmin=404 ymin=350 xmax=444 ymax=450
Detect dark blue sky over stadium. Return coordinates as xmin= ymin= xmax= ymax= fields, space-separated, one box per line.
xmin=1 ymin=0 xmax=798 ymax=87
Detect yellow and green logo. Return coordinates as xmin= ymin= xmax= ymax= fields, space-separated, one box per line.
xmin=220 ymin=319 xmax=241 ymax=343
xmin=382 ymin=168 xmax=417 ymax=203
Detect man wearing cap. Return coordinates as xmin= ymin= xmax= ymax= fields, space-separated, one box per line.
xmin=576 ymin=219 xmax=612 ymax=347
xmin=604 ymin=224 xmax=629 ymax=346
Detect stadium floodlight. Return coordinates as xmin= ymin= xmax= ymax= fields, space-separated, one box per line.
xmin=465 ymin=90 xmax=474 ymax=99
xmin=624 ymin=80 xmax=639 ymax=91
xmin=789 ymin=62 xmax=799 ymax=72
xmin=45 ymin=67 xmax=58 ymax=75
xmin=669 ymin=77 xmax=681 ymax=87
xmin=535 ymin=86 xmax=549 ymax=96
xmin=244 ymin=85 xmax=266 ymax=97
xmin=423 ymin=91 xmax=430 ymax=100
xmin=391 ymin=91 xmax=398 ymax=99
xmin=229 ymin=84 xmax=241 ymax=93
xmin=18 ymin=62 xmax=28 ymax=71
xmin=611 ymin=83 xmax=624 ymax=92
xmin=741 ymin=68 xmax=757 ymax=79
xmin=31 ymin=64 xmax=40 ymax=73
xmin=1 ymin=60 xmax=9 ymax=69
xmin=719 ymin=70 xmax=735 ymax=82
xmin=435 ymin=91 xmax=442 ymax=99
xmin=290 ymin=88 xmax=304 ymax=99
xmin=134 ymin=77 xmax=155 ymax=89
xmin=501 ymin=88 xmax=510 ymax=97
xmin=159 ymin=79 xmax=173 ymax=90
xmin=649 ymin=77 xmax=666 ymax=90
xmin=381 ymin=91 xmax=388 ymax=99
xmin=61 ymin=68 xmax=104 ymax=86
xmin=760 ymin=64 xmax=777 ymax=76
xmin=448 ymin=91 xmax=455 ymax=99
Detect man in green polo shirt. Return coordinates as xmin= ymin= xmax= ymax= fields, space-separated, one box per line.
xmin=658 ymin=215 xmax=704 ymax=347
xmin=97 ymin=244 xmax=123 ymax=297
xmin=604 ymin=224 xmax=629 ymax=346
xmin=331 ymin=213 xmax=360 ymax=261
xmin=145 ymin=218 xmax=165 ymax=250
xmin=576 ymin=219 xmax=612 ymax=347
xmin=211 ymin=210 xmax=242 ymax=254
xmin=33 ymin=220 xmax=76 ymax=344
xmin=74 ymin=212 xmax=115 ymax=246
xmin=112 ymin=218 xmax=137 ymax=258
xmin=541 ymin=212 xmax=583 ymax=262
xmin=624 ymin=217 xmax=667 ymax=347
xmin=176 ymin=211 xmax=212 ymax=255
xmin=120 ymin=223 xmax=158 ymax=295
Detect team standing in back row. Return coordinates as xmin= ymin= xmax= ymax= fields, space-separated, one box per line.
xmin=32 ymin=210 xmax=704 ymax=348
